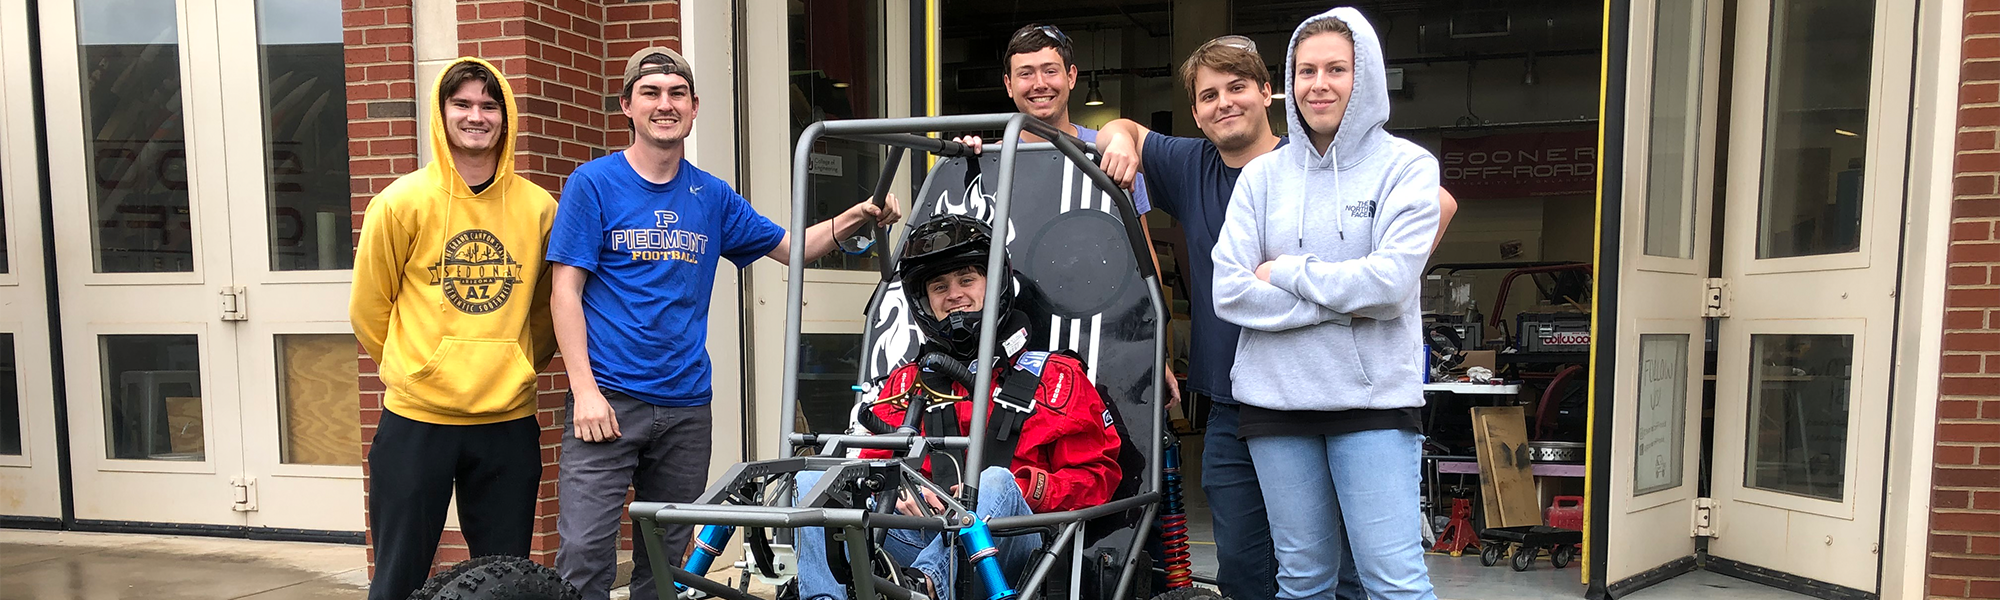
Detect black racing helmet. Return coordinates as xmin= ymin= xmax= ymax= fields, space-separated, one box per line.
xmin=897 ymin=214 xmax=1014 ymax=358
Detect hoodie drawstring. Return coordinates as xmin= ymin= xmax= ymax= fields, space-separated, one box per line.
xmin=440 ymin=190 xmax=452 ymax=312
xmin=1307 ymin=146 xmax=1344 ymax=245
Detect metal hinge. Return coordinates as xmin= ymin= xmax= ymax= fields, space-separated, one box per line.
xmin=231 ymin=476 xmax=259 ymax=512
xmin=1701 ymin=278 xmax=1730 ymax=318
xmin=1691 ymin=497 xmax=1715 ymax=538
xmin=219 ymin=286 xmax=249 ymax=321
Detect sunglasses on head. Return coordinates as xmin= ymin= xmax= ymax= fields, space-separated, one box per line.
xmin=1199 ymin=35 xmax=1258 ymax=54
xmin=1017 ymin=24 xmax=1072 ymax=47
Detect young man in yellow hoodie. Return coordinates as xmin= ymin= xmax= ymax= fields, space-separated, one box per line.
xmin=547 ymin=48 xmax=900 ymax=600
xmin=348 ymin=58 xmax=558 ymax=600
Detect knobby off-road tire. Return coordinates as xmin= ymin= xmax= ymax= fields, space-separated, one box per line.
xmin=1147 ymin=586 xmax=1230 ymax=600
xmin=410 ymin=556 xmax=581 ymax=600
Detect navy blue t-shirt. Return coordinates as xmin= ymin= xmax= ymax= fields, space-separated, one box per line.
xmin=1138 ymin=132 xmax=1287 ymax=403
xmin=547 ymin=153 xmax=785 ymax=406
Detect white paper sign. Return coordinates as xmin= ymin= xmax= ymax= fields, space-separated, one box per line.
xmin=1634 ymin=335 xmax=1688 ymax=495
xmin=808 ymin=153 xmax=844 ymax=177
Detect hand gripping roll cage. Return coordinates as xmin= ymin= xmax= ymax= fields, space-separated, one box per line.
xmin=627 ymin=113 xmax=1198 ymax=600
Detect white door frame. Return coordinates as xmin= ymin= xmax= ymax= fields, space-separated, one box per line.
xmin=1596 ymin=0 xmax=1958 ymax=596
xmin=0 ymin=0 xmax=63 ymax=522
xmin=1601 ymin=0 xmax=1723 ymax=590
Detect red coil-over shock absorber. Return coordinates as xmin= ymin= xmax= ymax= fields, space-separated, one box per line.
xmin=1159 ymin=438 xmax=1194 ymax=589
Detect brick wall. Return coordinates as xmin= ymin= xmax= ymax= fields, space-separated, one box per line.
xmin=344 ymin=0 xmax=418 ymax=573
xmin=1929 ymin=4 xmax=2000 ymax=599
xmin=347 ymin=0 xmax=682 ymax=577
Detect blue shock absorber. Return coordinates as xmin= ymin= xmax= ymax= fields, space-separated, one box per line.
xmin=958 ymin=517 xmax=1018 ymax=600
xmin=674 ymin=524 xmax=738 ymax=591
xmin=1159 ymin=440 xmax=1193 ymax=588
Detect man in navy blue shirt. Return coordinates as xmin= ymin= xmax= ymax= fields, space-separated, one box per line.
xmin=1095 ymin=36 xmax=1455 ymax=600
xmin=547 ymin=47 xmax=901 ymax=600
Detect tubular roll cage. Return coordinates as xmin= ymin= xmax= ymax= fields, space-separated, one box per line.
xmin=631 ymin=114 xmax=1169 ymax=600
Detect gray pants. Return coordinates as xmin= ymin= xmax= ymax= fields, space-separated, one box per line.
xmin=556 ymin=390 xmax=713 ymax=600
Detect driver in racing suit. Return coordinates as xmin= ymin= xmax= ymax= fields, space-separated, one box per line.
xmin=794 ymin=214 xmax=1125 ymax=600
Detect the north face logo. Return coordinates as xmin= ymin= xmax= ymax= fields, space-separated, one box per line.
xmin=1347 ymin=200 xmax=1377 ymax=218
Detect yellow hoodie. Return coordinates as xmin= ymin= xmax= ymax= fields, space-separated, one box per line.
xmin=350 ymin=57 xmax=558 ymax=425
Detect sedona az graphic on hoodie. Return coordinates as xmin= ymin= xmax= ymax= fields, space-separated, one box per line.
xmin=1212 ymin=7 xmax=1443 ymax=413
xmin=350 ymin=56 xmax=559 ymax=425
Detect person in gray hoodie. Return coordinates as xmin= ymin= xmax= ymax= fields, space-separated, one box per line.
xmin=1211 ymin=7 xmax=1440 ymax=600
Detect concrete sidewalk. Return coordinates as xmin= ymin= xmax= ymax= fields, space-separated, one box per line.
xmin=0 ymin=529 xmax=369 ymax=599
xmin=0 ymin=526 xmax=1807 ymax=600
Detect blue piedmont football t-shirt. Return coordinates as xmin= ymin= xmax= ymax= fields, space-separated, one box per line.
xmin=1138 ymin=132 xmax=1287 ymax=404
xmin=548 ymin=153 xmax=784 ymax=406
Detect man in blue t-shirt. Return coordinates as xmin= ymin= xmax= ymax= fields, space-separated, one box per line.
xmin=547 ymin=47 xmax=901 ymax=600
xmin=1095 ymin=36 xmax=1456 ymax=600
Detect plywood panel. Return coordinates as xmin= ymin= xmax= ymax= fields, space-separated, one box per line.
xmin=280 ymin=335 xmax=360 ymax=466
xmin=1472 ymin=405 xmax=1541 ymax=528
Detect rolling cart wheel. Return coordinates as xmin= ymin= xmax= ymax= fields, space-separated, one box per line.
xmin=1551 ymin=545 xmax=1575 ymax=569
xmin=1479 ymin=544 xmax=1502 ymax=567
xmin=1510 ymin=545 xmax=1535 ymax=572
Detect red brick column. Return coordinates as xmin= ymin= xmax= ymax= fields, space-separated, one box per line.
xmin=454 ymin=0 xmax=607 ymax=565
xmin=348 ymin=0 xmax=684 ymax=578
xmin=1928 ymin=5 xmax=2000 ymax=599
xmin=345 ymin=0 xmax=417 ymax=575
xmin=602 ymin=1 xmax=682 ymax=150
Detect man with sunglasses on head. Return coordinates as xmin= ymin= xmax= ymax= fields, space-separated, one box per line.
xmin=961 ymin=23 xmax=1170 ymax=400
xmin=1092 ymin=35 xmax=1457 ymax=600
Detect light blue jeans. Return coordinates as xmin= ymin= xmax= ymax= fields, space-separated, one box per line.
xmin=794 ymin=467 xmax=1042 ymax=600
xmin=1248 ymin=429 xmax=1436 ymax=600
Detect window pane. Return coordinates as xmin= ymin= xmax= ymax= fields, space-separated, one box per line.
xmin=257 ymin=0 xmax=353 ymax=271
xmin=100 ymin=335 xmax=203 ymax=460
xmin=1754 ymin=0 xmax=1873 ymax=259
xmin=790 ymin=0 xmax=888 ymax=272
xmin=1745 ymin=334 xmax=1852 ymax=501
xmin=1634 ymin=334 xmax=1688 ymax=495
xmin=0 ymin=334 xmax=20 ymax=455
xmin=78 ymin=0 xmax=194 ymax=273
xmin=276 ymin=334 xmax=359 ymax=465
xmin=796 ymin=333 xmax=864 ymax=436
xmin=1641 ymin=0 xmax=1706 ymax=259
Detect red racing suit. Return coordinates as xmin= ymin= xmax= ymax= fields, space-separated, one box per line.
xmin=860 ymin=351 xmax=1123 ymax=513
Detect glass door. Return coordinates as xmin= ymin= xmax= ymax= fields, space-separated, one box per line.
xmin=40 ymin=0 xmax=250 ymax=526
xmin=40 ymin=0 xmax=360 ymax=530
xmin=215 ymin=0 xmax=361 ymax=533
xmin=1705 ymin=0 xmax=1915 ymax=592
xmin=1603 ymin=0 xmax=1719 ymax=589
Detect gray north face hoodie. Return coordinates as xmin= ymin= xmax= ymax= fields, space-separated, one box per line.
xmin=1211 ymin=7 xmax=1441 ymax=413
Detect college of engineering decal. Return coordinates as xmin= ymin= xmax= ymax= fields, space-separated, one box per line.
xmin=429 ymin=229 xmax=524 ymax=314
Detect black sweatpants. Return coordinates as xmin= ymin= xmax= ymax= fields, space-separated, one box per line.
xmin=367 ymin=410 xmax=542 ymax=600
